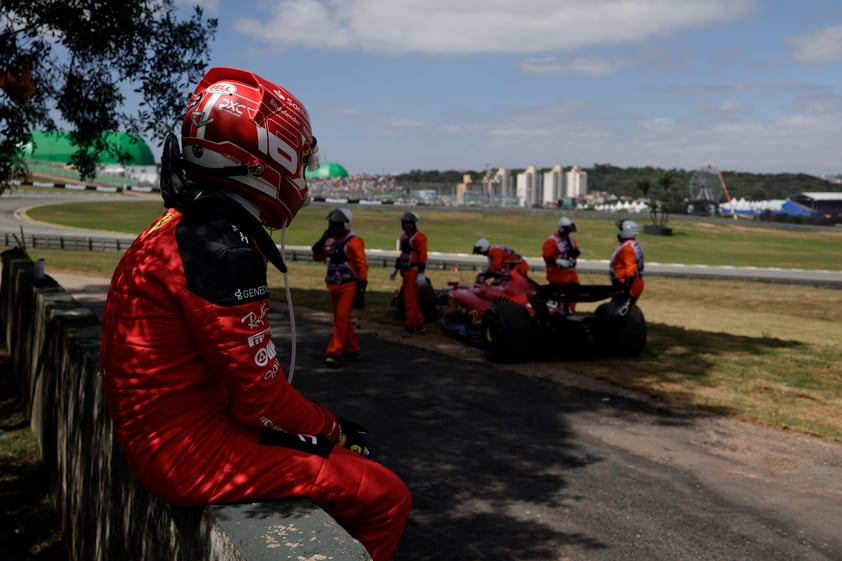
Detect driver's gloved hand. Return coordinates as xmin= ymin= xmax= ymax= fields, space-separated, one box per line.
xmin=337 ymin=417 xmax=371 ymax=457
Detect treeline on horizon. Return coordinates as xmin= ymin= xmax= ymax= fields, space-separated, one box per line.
xmin=394 ymin=164 xmax=841 ymax=205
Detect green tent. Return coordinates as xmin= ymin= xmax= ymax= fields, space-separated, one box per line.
xmin=305 ymin=161 xmax=349 ymax=179
xmin=23 ymin=131 xmax=156 ymax=166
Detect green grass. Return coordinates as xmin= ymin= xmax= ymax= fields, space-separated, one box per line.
xmin=579 ymin=322 xmax=842 ymax=441
xmin=1 ymin=349 xmax=66 ymax=559
xmin=23 ymin=200 xmax=842 ymax=270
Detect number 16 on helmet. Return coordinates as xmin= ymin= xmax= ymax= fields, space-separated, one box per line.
xmin=177 ymin=66 xmax=320 ymax=229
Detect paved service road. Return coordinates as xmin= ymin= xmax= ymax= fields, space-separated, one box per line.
xmin=52 ymin=272 xmax=842 ymax=561
xmin=0 ymin=190 xmax=147 ymax=240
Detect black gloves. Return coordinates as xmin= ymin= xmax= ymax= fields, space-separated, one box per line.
xmin=311 ymin=230 xmax=330 ymax=253
xmin=353 ymin=279 xmax=367 ymax=309
xmin=615 ymin=277 xmax=634 ymax=291
xmin=338 ymin=417 xmax=371 ymax=456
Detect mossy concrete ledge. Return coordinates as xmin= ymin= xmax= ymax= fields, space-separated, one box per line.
xmin=0 ymin=248 xmax=370 ymax=561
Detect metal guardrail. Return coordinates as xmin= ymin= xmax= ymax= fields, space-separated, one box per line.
xmin=2 ymin=232 xmax=135 ymax=252
xmin=4 ymin=231 xmax=841 ymax=288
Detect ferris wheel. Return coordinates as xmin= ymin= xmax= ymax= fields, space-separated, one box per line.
xmin=688 ymin=166 xmax=722 ymax=201
xmin=687 ymin=165 xmax=737 ymax=218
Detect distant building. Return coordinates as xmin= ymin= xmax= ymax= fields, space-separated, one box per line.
xmin=455 ymin=168 xmax=515 ymax=206
xmin=22 ymin=130 xmax=158 ymax=187
xmin=542 ymin=165 xmax=565 ymax=206
xmin=788 ymin=192 xmax=842 ymax=216
xmin=719 ymin=192 xmax=842 ymax=217
xmin=566 ymin=166 xmax=588 ymax=199
xmin=516 ymin=166 xmax=542 ymax=207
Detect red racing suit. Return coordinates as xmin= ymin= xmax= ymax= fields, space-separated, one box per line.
xmin=312 ymin=231 xmax=368 ymax=359
xmin=100 ymin=205 xmax=410 ymax=561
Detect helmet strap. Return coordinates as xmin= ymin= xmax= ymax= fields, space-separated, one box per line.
xmin=177 ymin=189 xmax=288 ymax=273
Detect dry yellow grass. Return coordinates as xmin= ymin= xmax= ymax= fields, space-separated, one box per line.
xmin=565 ymin=274 xmax=842 ymax=440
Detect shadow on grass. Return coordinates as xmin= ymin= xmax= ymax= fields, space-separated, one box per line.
xmin=562 ymin=321 xmax=808 ymax=416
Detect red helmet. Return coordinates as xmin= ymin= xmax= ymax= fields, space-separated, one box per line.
xmin=180 ymin=67 xmax=318 ymax=228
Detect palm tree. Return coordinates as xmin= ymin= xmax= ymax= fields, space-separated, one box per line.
xmin=636 ymin=178 xmax=659 ymax=225
xmin=656 ymin=172 xmax=674 ymax=228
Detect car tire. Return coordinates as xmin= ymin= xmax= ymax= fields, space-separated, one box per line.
xmin=614 ymin=305 xmax=647 ymax=356
xmin=481 ymin=303 xmax=533 ymax=362
xmin=393 ymin=277 xmax=438 ymax=322
xmin=593 ymin=301 xmax=647 ymax=356
xmin=418 ymin=277 xmax=438 ymax=322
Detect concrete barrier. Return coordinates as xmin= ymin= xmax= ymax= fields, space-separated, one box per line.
xmin=0 ymin=248 xmax=370 ymax=561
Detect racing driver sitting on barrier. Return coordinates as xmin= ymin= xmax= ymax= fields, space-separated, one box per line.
xmin=99 ymin=66 xmax=411 ymax=561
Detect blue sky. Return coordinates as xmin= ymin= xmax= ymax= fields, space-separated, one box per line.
xmin=169 ymin=0 xmax=842 ymax=177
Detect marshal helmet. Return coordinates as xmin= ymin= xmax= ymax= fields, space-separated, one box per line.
xmin=617 ymin=219 xmax=640 ymax=239
xmin=326 ymin=207 xmax=352 ymax=230
xmin=473 ymin=238 xmax=490 ymax=255
xmin=557 ymin=216 xmax=577 ymax=234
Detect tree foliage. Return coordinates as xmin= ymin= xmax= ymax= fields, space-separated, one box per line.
xmin=0 ymin=0 xmax=217 ymax=187
xmin=582 ymin=163 xmax=839 ymax=206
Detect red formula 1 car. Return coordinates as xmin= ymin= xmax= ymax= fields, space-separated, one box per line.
xmin=439 ymin=269 xmax=647 ymax=362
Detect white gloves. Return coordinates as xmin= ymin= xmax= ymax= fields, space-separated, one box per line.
xmin=555 ymin=258 xmax=571 ymax=268
xmin=389 ymin=268 xmax=398 ymax=281
xmin=416 ymin=273 xmax=426 ymax=286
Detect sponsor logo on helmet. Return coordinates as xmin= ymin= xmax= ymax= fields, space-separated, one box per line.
xmin=208 ymin=82 xmax=238 ymax=95
xmin=219 ymin=97 xmax=245 ymax=116
xmin=185 ymin=91 xmax=204 ymax=113
xmin=190 ymin=108 xmax=214 ymax=130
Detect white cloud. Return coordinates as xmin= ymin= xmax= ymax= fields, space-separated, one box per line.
xmin=520 ymin=56 xmax=628 ymax=76
xmin=788 ymin=25 xmax=842 ymax=64
xmin=716 ymin=100 xmax=752 ymax=115
xmin=430 ymin=101 xmax=842 ymax=174
xmin=793 ymin=94 xmax=842 ymax=115
xmin=235 ymin=0 xmax=755 ymax=55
